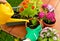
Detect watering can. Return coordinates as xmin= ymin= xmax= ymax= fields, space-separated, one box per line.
xmin=0 ymin=2 xmax=29 ymax=25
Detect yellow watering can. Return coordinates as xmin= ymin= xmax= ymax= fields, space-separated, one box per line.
xmin=0 ymin=2 xmax=29 ymax=25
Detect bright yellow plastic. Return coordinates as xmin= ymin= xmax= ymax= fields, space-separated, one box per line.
xmin=0 ymin=2 xmax=29 ymax=25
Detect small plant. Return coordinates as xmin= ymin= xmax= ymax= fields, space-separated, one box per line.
xmin=38 ymin=4 xmax=56 ymax=24
xmin=43 ymin=12 xmax=56 ymax=24
xmin=38 ymin=27 xmax=59 ymax=41
xmin=19 ymin=0 xmax=43 ymax=18
xmin=27 ymin=18 xmax=40 ymax=29
xmin=42 ymin=4 xmax=54 ymax=12
xmin=38 ymin=12 xmax=45 ymax=19
xmin=38 ymin=11 xmax=56 ymax=24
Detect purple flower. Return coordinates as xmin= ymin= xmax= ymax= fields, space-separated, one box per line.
xmin=38 ymin=12 xmax=45 ymax=18
xmin=42 ymin=4 xmax=48 ymax=8
xmin=42 ymin=4 xmax=54 ymax=12
xmin=47 ymin=5 xmax=54 ymax=12
xmin=46 ymin=12 xmax=56 ymax=22
xmin=40 ymin=27 xmax=59 ymax=40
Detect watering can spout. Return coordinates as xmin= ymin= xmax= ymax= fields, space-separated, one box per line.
xmin=0 ymin=2 xmax=29 ymax=25
xmin=7 ymin=18 xmax=29 ymax=23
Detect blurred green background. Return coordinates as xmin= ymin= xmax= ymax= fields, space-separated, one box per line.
xmin=7 ymin=0 xmax=23 ymax=7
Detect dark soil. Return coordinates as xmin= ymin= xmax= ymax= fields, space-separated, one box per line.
xmin=43 ymin=20 xmax=55 ymax=25
xmin=27 ymin=20 xmax=40 ymax=29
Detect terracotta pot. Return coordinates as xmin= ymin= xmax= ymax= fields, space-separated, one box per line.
xmin=25 ymin=18 xmax=40 ymax=29
xmin=42 ymin=21 xmax=56 ymax=27
xmin=39 ymin=20 xmax=44 ymax=28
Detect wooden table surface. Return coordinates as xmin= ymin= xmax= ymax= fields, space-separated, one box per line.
xmin=1 ymin=0 xmax=60 ymax=39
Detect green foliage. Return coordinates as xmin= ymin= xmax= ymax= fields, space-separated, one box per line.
xmin=20 ymin=0 xmax=43 ymax=18
xmin=43 ymin=17 xmax=51 ymax=24
xmin=20 ymin=6 xmax=38 ymax=18
xmin=38 ymin=37 xmax=47 ymax=41
xmin=0 ymin=30 xmax=21 ymax=41
xmin=31 ymin=19 xmax=38 ymax=26
xmin=7 ymin=0 xmax=23 ymax=7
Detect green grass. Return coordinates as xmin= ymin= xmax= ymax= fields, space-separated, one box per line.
xmin=0 ymin=30 xmax=22 ymax=41
xmin=7 ymin=0 xmax=23 ymax=7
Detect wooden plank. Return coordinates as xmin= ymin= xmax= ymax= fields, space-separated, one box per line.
xmin=48 ymin=0 xmax=60 ymax=8
xmin=42 ymin=0 xmax=50 ymax=4
xmin=10 ymin=25 xmax=26 ymax=39
xmin=53 ymin=2 xmax=60 ymax=37
xmin=1 ymin=24 xmax=14 ymax=33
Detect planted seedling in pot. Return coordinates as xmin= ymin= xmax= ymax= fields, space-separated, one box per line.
xmin=26 ymin=18 xmax=40 ymax=29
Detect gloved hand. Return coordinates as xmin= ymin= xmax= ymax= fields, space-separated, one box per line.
xmin=25 ymin=24 xmax=42 ymax=41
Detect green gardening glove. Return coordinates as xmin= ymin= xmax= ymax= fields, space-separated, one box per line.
xmin=25 ymin=24 xmax=42 ymax=41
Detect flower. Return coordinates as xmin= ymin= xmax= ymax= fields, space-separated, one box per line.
xmin=48 ymin=27 xmax=53 ymax=31
xmin=53 ymin=36 xmax=58 ymax=40
xmin=43 ymin=27 xmax=49 ymax=30
xmin=46 ymin=12 xmax=56 ymax=22
xmin=54 ymin=32 xmax=57 ymax=34
xmin=19 ymin=8 xmax=24 ymax=12
xmin=40 ymin=34 xmax=44 ymax=38
xmin=52 ymin=29 xmax=56 ymax=32
xmin=32 ymin=6 xmax=35 ymax=9
xmin=43 ymin=29 xmax=48 ymax=32
xmin=47 ymin=32 xmax=50 ymax=37
xmin=42 ymin=4 xmax=54 ymax=12
xmin=38 ymin=12 xmax=45 ymax=18
xmin=40 ymin=27 xmax=59 ymax=39
xmin=23 ymin=38 xmax=31 ymax=41
xmin=42 ymin=4 xmax=48 ymax=8
xmin=47 ymin=5 xmax=54 ymax=12
xmin=39 ymin=27 xmax=59 ymax=41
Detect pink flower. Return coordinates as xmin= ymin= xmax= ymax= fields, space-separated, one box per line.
xmin=44 ymin=27 xmax=49 ymax=30
xmin=51 ymin=18 xmax=56 ymax=22
xmin=46 ymin=12 xmax=56 ymax=22
xmin=42 ymin=4 xmax=48 ymax=8
xmin=42 ymin=4 xmax=54 ymax=12
xmin=38 ymin=12 xmax=45 ymax=18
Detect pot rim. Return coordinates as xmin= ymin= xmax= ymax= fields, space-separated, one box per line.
xmin=25 ymin=18 xmax=40 ymax=27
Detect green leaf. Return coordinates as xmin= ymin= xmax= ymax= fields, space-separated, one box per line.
xmin=43 ymin=38 xmax=47 ymax=41
xmin=0 ymin=30 xmax=21 ymax=41
xmin=49 ymin=38 xmax=54 ymax=41
xmin=7 ymin=0 xmax=23 ymax=7
xmin=20 ymin=6 xmax=38 ymax=17
xmin=31 ymin=19 xmax=37 ymax=25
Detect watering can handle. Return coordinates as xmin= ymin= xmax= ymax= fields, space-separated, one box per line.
xmin=7 ymin=18 xmax=29 ymax=23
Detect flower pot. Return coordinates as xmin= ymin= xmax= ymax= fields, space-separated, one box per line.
xmin=25 ymin=18 xmax=40 ymax=29
xmin=42 ymin=20 xmax=56 ymax=27
xmin=39 ymin=20 xmax=44 ymax=28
